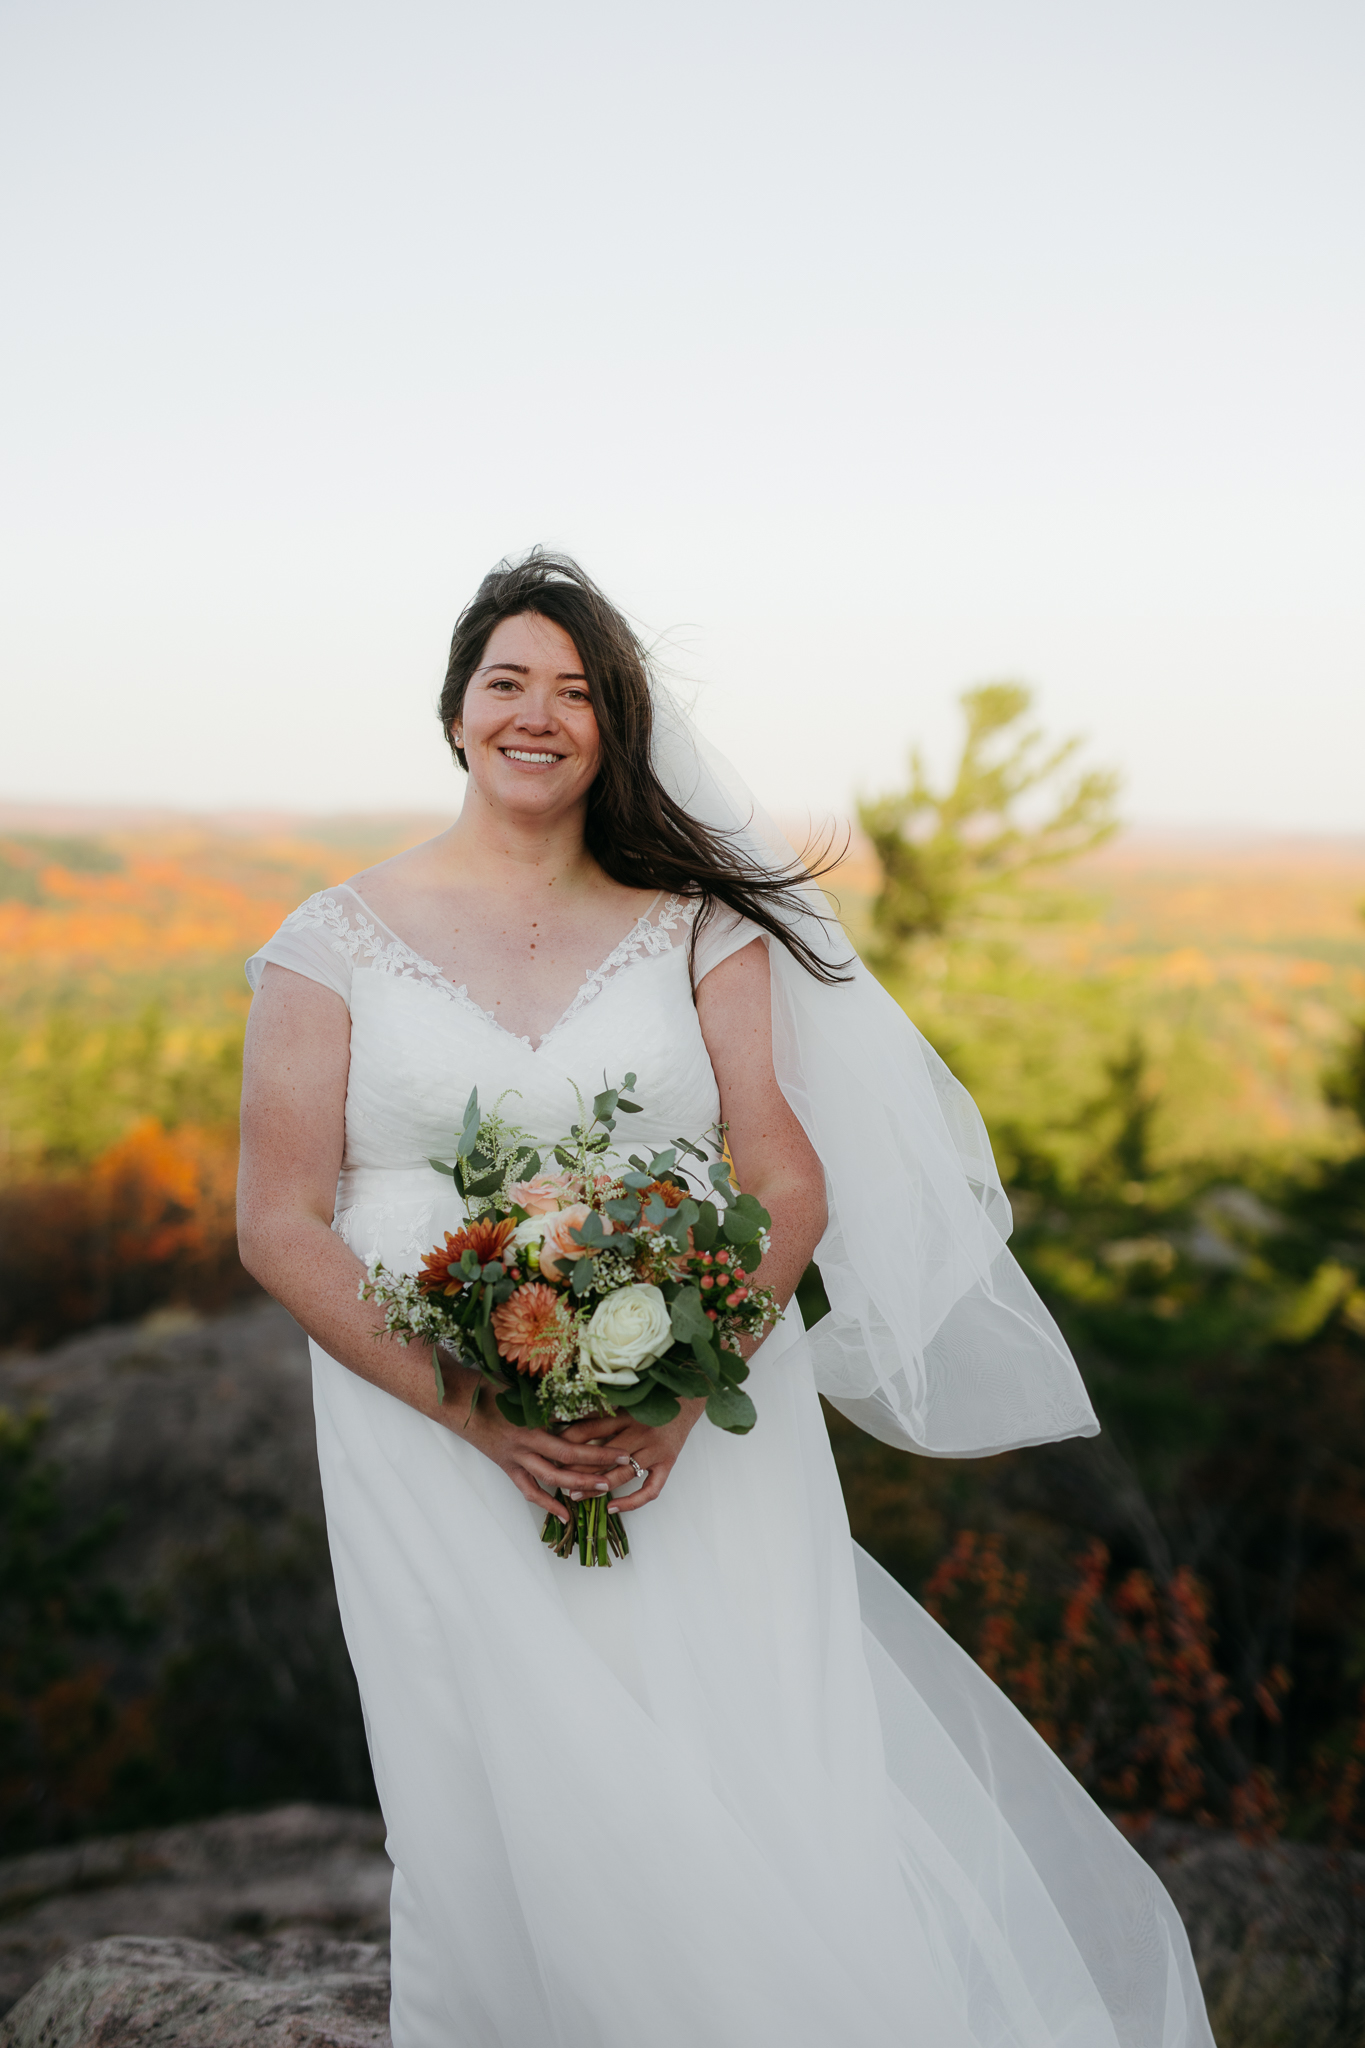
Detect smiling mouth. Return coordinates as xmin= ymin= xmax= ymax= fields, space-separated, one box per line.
xmin=500 ymin=748 xmax=565 ymax=766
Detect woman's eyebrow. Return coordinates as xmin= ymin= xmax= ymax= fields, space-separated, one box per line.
xmin=474 ymin=662 xmax=589 ymax=680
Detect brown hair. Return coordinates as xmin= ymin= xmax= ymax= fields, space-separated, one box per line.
xmin=438 ymin=549 xmax=849 ymax=985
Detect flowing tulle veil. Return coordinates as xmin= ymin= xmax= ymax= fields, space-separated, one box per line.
xmin=648 ymin=685 xmax=1100 ymax=1459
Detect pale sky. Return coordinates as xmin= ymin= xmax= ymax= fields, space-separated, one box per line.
xmin=2 ymin=0 xmax=1362 ymax=829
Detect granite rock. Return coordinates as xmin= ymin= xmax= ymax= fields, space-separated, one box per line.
xmin=0 ymin=1806 xmax=390 ymax=2017
xmin=0 ymin=1934 xmax=390 ymax=2048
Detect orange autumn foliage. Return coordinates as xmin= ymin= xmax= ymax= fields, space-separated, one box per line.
xmin=0 ymin=1666 xmax=157 ymax=1843
xmin=0 ymin=1119 xmax=250 ymax=1346
xmin=924 ymin=1530 xmax=1289 ymax=1837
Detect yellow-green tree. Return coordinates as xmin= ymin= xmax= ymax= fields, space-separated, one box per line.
xmin=859 ymin=682 xmax=1120 ymax=974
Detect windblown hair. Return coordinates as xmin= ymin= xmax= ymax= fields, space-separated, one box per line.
xmin=438 ymin=550 xmax=849 ymax=986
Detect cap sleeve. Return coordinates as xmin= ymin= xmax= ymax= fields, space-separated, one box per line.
xmin=245 ymin=890 xmax=356 ymax=1008
xmin=691 ymin=901 xmax=768 ymax=986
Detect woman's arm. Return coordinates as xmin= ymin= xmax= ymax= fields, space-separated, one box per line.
xmin=695 ymin=935 xmax=828 ymax=1321
xmin=236 ymin=963 xmax=627 ymax=1519
xmin=558 ymin=936 xmax=828 ymax=1508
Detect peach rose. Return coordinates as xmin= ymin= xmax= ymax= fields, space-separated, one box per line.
xmin=508 ymin=1172 xmax=576 ymax=1216
xmin=538 ymin=1203 xmax=613 ymax=1282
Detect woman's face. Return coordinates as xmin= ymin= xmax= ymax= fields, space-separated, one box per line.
xmin=455 ymin=612 xmax=601 ymax=824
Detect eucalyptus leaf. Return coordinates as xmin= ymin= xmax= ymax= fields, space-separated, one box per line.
xmin=690 ymin=1202 xmax=719 ymax=1249
xmin=617 ymin=1099 xmax=642 ymax=1114
xmin=653 ymin=1360 xmax=712 ymax=1398
xmin=605 ymin=1198 xmax=640 ymax=1223
xmin=456 ymin=1087 xmax=481 ymax=1159
xmin=718 ymin=1348 xmax=750 ymax=1385
xmin=494 ymin=1390 xmax=523 ymax=1426
xmin=627 ymin=1385 xmax=682 ymax=1428
xmin=593 ymin=1376 xmax=653 ymax=1406
xmin=689 ymin=1333 xmax=720 ymax=1377
xmin=705 ymin=1383 xmax=757 ymax=1434
xmin=670 ymin=1287 xmax=711 ymax=1344
xmin=662 ymin=1198 xmax=700 ymax=1246
xmin=569 ymin=1257 xmax=596 ymax=1297
xmin=427 ymin=1157 xmax=456 ymax=1179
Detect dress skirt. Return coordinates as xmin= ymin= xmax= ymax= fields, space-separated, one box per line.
xmin=309 ymin=1311 xmax=1212 ymax=2048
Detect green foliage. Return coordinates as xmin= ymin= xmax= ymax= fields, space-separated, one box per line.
xmin=0 ymin=1004 xmax=244 ymax=1172
xmin=858 ymin=682 xmax=1119 ymax=972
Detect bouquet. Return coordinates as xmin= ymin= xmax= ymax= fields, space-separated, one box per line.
xmin=358 ymin=1074 xmax=778 ymax=1566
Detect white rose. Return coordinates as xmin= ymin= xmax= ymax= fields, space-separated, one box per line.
xmin=511 ymin=1214 xmax=549 ymax=1251
xmin=580 ymin=1283 xmax=672 ymax=1385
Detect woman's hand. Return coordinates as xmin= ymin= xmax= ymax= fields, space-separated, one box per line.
xmin=556 ymin=1398 xmax=708 ymax=1514
xmin=449 ymin=1368 xmax=634 ymax=1525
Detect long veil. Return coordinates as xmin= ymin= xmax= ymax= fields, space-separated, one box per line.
xmin=650 ymin=687 xmax=1099 ymax=1460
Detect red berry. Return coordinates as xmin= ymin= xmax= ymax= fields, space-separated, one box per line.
xmin=706 ymin=1308 xmax=718 ymax=1321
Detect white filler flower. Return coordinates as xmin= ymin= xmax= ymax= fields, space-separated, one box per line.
xmin=580 ymin=1283 xmax=672 ymax=1385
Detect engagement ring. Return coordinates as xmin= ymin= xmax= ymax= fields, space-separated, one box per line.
xmin=628 ymin=1456 xmax=648 ymax=1483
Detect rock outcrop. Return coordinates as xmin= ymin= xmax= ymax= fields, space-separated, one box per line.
xmin=0 ymin=1934 xmax=390 ymax=2048
xmin=0 ymin=1805 xmax=390 ymax=2018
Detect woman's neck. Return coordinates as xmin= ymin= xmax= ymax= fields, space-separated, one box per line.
xmin=436 ymin=779 xmax=601 ymax=900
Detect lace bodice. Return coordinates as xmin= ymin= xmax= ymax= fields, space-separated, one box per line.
xmin=245 ymin=885 xmax=762 ymax=1272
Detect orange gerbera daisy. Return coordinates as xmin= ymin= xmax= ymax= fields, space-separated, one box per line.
xmin=492 ymin=1282 xmax=567 ymax=1375
xmin=417 ymin=1217 xmax=517 ymax=1297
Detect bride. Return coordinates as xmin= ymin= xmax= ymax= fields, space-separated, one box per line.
xmin=237 ymin=552 xmax=1213 ymax=2047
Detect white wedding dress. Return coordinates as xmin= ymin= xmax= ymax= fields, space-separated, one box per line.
xmin=247 ymin=883 xmax=1213 ymax=2048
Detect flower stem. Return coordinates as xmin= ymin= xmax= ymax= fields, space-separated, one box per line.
xmin=540 ymin=1489 xmax=630 ymax=1565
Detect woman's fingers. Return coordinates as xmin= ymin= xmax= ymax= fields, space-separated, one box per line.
xmin=557 ymin=1415 xmax=633 ymax=1446
xmin=506 ymin=1464 xmax=570 ymax=1522
xmin=528 ymin=1429 xmax=623 ymax=1468
xmin=517 ymin=1451 xmax=609 ymax=1498
xmin=610 ymin=1460 xmax=670 ymax=1512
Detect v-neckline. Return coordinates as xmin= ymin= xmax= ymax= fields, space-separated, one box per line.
xmin=340 ymin=882 xmax=672 ymax=1053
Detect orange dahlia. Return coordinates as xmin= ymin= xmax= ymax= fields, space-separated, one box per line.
xmin=416 ymin=1217 xmax=518 ymax=1297
xmin=492 ymin=1282 xmax=567 ymax=1375
xmin=645 ymin=1177 xmax=689 ymax=1209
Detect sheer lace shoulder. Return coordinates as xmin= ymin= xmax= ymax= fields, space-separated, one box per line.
xmin=691 ymin=901 xmax=768 ymax=986
xmin=244 ymin=885 xmax=464 ymax=1010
